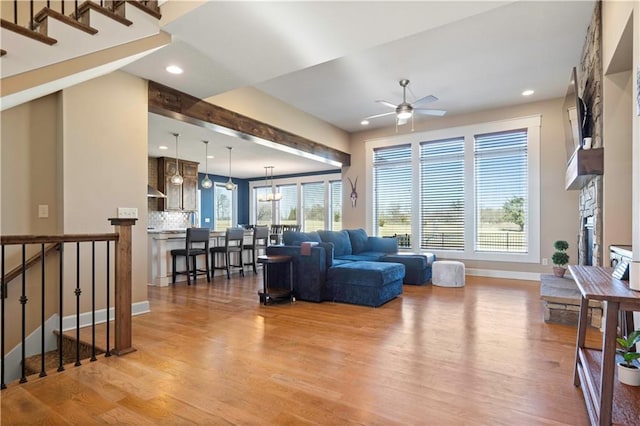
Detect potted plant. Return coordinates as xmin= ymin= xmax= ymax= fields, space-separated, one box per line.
xmin=552 ymin=240 xmax=570 ymax=278
xmin=616 ymin=330 xmax=640 ymax=386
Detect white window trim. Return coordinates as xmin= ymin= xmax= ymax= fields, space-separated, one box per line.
xmin=366 ymin=115 xmax=541 ymax=263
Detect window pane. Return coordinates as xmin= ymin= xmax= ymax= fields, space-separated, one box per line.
xmin=330 ymin=180 xmax=342 ymax=231
xmin=215 ymin=184 xmax=233 ymax=230
xmin=278 ymin=184 xmax=298 ymax=225
xmin=373 ymin=145 xmax=412 ymax=244
xmin=255 ymin=186 xmax=273 ymax=226
xmin=475 ymin=130 xmax=528 ymax=253
xmin=420 ymin=138 xmax=465 ymax=250
xmin=302 ymin=182 xmax=325 ymax=232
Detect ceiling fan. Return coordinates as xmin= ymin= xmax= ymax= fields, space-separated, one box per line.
xmin=364 ymin=79 xmax=446 ymax=126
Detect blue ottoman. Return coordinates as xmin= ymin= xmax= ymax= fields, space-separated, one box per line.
xmin=326 ymin=261 xmax=404 ymax=307
xmin=380 ymin=253 xmax=436 ymax=285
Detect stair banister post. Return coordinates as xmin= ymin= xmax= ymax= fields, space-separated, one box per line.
xmin=108 ymin=218 xmax=137 ymax=356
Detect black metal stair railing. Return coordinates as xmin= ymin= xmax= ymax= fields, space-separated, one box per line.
xmin=1 ymin=233 xmax=118 ymax=389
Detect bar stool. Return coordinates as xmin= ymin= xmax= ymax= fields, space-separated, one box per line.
xmin=244 ymin=225 xmax=269 ymax=274
xmin=210 ymin=227 xmax=245 ymax=279
xmin=171 ymin=227 xmax=210 ymax=285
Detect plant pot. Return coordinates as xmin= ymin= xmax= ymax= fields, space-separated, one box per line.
xmin=552 ymin=266 xmax=566 ymax=278
xmin=617 ymin=363 xmax=640 ymax=386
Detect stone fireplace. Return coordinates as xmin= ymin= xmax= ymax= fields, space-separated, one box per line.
xmin=576 ymin=3 xmax=603 ymax=267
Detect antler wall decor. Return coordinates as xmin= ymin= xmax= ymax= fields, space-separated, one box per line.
xmin=348 ymin=177 xmax=358 ymax=208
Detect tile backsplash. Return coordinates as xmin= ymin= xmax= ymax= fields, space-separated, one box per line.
xmin=148 ymin=211 xmax=190 ymax=230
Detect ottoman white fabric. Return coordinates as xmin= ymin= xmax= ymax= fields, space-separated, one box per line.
xmin=432 ymin=260 xmax=465 ymax=287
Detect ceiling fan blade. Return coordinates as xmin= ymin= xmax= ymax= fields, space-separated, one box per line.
xmin=364 ymin=111 xmax=396 ymax=120
xmin=414 ymin=108 xmax=447 ymax=117
xmin=375 ymin=100 xmax=397 ymax=109
xmin=413 ymin=94 xmax=438 ymax=105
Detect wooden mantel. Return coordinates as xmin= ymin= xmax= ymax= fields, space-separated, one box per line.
xmin=565 ymin=147 xmax=603 ymax=190
xmin=148 ymin=81 xmax=351 ymax=167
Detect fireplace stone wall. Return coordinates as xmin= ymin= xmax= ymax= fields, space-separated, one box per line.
xmin=577 ymin=2 xmax=603 ymax=266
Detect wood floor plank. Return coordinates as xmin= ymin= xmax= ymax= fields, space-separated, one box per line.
xmin=2 ymin=274 xmax=598 ymax=424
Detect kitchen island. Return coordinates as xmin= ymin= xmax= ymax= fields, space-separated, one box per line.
xmin=148 ymin=229 xmax=252 ymax=286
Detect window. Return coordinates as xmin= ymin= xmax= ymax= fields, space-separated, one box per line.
xmin=420 ymin=138 xmax=465 ymax=250
xmin=278 ymin=184 xmax=298 ymax=225
xmin=302 ymin=182 xmax=325 ymax=232
xmin=255 ymin=186 xmax=273 ymax=226
xmin=214 ymin=183 xmax=233 ymax=230
xmin=373 ymin=145 xmax=412 ymax=240
xmin=329 ymin=180 xmax=342 ymax=231
xmin=366 ymin=115 xmax=540 ymax=263
xmin=474 ymin=130 xmax=528 ymax=253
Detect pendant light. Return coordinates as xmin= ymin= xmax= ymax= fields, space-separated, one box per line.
xmin=200 ymin=140 xmax=213 ymax=189
xmin=170 ymin=132 xmax=183 ymax=185
xmin=224 ymin=146 xmax=235 ymax=190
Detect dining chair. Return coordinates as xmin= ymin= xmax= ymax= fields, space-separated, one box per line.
xmin=210 ymin=227 xmax=245 ymax=279
xmin=170 ymin=227 xmax=210 ymax=285
xmin=243 ymin=225 xmax=269 ymax=274
xmin=269 ymin=224 xmax=283 ymax=245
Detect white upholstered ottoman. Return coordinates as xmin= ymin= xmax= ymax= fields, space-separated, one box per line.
xmin=432 ymin=260 xmax=465 ymax=287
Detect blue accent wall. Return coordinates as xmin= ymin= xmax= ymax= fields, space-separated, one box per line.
xmin=198 ymin=173 xmax=249 ymax=228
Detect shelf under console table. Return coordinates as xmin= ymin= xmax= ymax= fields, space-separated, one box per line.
xmin=569 ymin=265 xmax=640 ymax=425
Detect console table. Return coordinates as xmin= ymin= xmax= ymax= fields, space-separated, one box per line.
xmin=570 ymin=265 xmax=640 ymax=425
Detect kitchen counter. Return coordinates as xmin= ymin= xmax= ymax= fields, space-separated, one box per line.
xmin=147 ymin=229 xmax=252 ymax=286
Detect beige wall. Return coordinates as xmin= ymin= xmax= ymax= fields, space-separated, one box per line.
xmin=602 ymin=0 xmax=639 ymax=288
xmin=61 ymin=71 xmax=149 ymax=307
xmin=346 ymin=98 xmax=579 ymax=275
xmin=1 ymin=93 xmax=61 ymax=350
xmin=207 ymin=86 xmax=351 ymax=154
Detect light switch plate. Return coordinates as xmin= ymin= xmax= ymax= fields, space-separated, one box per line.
xmin=38 ymin=204 xmax=49 ymax=218
xmin=117 ymin=207 xmax=138 ymax=219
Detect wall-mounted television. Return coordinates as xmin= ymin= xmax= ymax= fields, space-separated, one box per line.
xmin=562 ymin=67 xmax=587 ymax=164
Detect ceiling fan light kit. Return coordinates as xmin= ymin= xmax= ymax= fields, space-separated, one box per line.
xmin=363 ymin=79 xmax=446 ymax=127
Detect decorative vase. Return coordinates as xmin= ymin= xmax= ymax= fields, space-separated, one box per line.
xmin=553 ymin=266 xmax=566 ymax=278
xmin=617 ymin=363 xmax=640 ymax=386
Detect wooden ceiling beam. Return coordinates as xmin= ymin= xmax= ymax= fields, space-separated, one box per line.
xmin=148 ymin=81 xmax=350 ymax=167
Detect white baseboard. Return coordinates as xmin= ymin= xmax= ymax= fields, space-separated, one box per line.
xmin=2 ymin=301 xmax=150 ymax=385
xmin=465 ymin=268 xmax=541 ymax=282
xmin=61 ymin=300 xmax=150 ymax=332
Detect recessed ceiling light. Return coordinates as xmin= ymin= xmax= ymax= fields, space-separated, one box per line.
xmin=361 ymin=120 xmax=370 ymax=126
xmin=522 ymin=89 xmax=535 ymax=96
xmin=166 ymin=65 xmax=183 ymax=75
xmin=207 ymin=155 xmax=214 ymax=159
xmin=158 ymin=145 xmax=169 ymax=150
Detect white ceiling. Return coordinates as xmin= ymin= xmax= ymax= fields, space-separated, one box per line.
xmin=124 ymin=0 xmax=595 ymax=178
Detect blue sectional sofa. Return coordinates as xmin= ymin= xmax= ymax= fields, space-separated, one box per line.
xmin=265 ymin=229 xmax=435 ymax=306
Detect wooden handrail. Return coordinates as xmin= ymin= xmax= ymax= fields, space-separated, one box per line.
xmin=2 ymin=243 xmax=60 ymax=288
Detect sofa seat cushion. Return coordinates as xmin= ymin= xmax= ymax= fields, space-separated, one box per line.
xmin=380 ymin=253 xmax=436 ymax=285
xmin=328 ymin=261 xmax=405 ymax=287
xmin=335 ymin=251 xmax=388 ymax=262
xmin=327 ymin=261 xmax=404 ymax=307
xmin=331 ymin=258 xmax=353 ymax=267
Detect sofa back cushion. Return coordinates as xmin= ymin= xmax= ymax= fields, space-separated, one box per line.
xmin=317 ymin=230 xmax=352 ymax=257
xmin=346 ymin=228 xmax=369 ymax=254
xmin=283 ymin=231 xmax=322 ymax=246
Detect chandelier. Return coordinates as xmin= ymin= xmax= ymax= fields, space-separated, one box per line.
xmin=257 ymin=166 xmax=282 ymax=201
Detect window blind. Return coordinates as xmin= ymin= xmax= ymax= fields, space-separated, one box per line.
xmin=302 ymin=182 xmax=325 ymax=232
xmin=278 ymin=184 xmax=298 ymax=225
xmin=420 ymin=137 xmax=465 ymax=250
xmin=373 ymin=145 xmax=412 ymax=238
xmin=474 ymin=129 xmax=528 ymax=253
xmin=329 ymin=180 xmax=342 ymax=231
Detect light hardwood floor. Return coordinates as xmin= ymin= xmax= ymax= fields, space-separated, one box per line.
xmin=2 ymin=273 xmax=598 ymax=425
